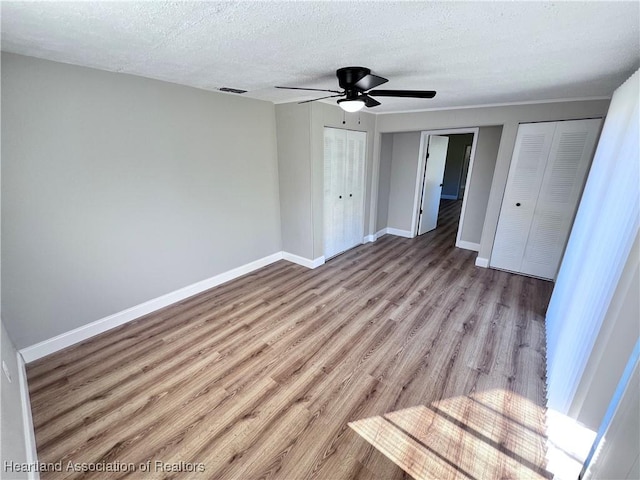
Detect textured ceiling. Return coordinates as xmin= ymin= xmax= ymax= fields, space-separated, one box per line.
xmin=2 ymin=1 xmax=639 ymax=113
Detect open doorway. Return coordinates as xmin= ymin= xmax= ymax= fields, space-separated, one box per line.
xmin=413 ymin=129 xmax=478 ymax=241
xmin=377 ymin=126 xmax=502 ymax=251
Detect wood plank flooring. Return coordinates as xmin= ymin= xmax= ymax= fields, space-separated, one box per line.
xmin=27 ymin=200 xmax=554 ymax=479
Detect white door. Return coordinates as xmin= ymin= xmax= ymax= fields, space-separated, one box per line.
xmin=491 ymin=119 xmax=601 ymax=279
xmin=520 ymin=119 xmax=601 ymax=279
xmin=342 ymin=132 xmax=366 ymax=253
xmin=417 ymin=135 xmax=449 ymax=235
xmin=491 ymin=122 xmax=556 ymax=273
xmin=323 ymin=128 xmax=346 ymax=259
xmin=324 ymin=128 xmax=366 ymax=259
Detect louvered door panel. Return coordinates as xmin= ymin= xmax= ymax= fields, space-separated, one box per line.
xmin=521 ymin=119 xmax=601 ymax=279
xmin=490 ymin=122 xmax=556 ymax=273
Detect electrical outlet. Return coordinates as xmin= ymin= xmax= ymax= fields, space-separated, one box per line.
xmin=2 ymin=360 xmax=12 ymax=383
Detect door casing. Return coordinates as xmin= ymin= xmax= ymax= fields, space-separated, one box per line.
xmin=411 ymin=128 xmax=480 ymax=245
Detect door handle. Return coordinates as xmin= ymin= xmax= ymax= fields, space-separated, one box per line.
xmin=339 ymin=195 xmax=342 ymax=199
xmin=516 ymin=203 xmax=521 ymax=206
xmin=439 ymin=184 xmax=443 ymax=187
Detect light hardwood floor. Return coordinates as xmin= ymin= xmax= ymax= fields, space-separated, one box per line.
xmin=27 ymin=200 xmax=554 ymax=479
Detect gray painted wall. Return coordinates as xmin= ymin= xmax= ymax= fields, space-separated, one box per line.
xmin=1 ymin=321 xmax=29 ymax=479
xmin=387 ymin=132 xmax=421 ymax=233
xmin=441 ymin=134 xmax=473 ymax=198
xmin=2 ymin=53 xmax=282 ymax=348
xmin=458 ymin=126 xmax=502 ymax=245
xmin=374 ymin=99 xmax=610 ymax=262
xmin=376 ymin=134 xmax=393 ymax=232
xmin=275 ymin=103 xmax=313 ymax=259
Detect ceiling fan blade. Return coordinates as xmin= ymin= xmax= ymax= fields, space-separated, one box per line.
xmin=367 ymin=89 xmax=437 ymax=98
xmin=354 ymin=74 xmax=389 ymax=91
xmin=298 ymin=94 xmax=344 ymax=104
xmin=276 ymin=86 xmax=343 ymax=94
xmin=361 ymin=95 xmax=381 ymax=108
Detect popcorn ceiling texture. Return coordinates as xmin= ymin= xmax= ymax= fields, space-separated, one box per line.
xmin=1 ymin=1 xmax=638 ymax=113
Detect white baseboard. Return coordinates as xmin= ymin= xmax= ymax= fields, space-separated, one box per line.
xmin=456 ymin=240 xmax=480 ymax=252
xmin=282 ymin=252 xmax=325 ymax=269
xmin=364 ymin=229 xmax=391 ymax=243
xmin=440 ymin=194 xmax=458 ymax=200
xmin=17 ymin=352 xmax=39 ymax=480
xmin=386 ymin=228 xmax=414 ymax=239
xmin=475 ymin=257 xmax=489 ymax=268
xmin=20 ymin=252 xmax=284 ymax=363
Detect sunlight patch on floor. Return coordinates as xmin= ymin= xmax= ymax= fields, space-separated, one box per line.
xmin=348 ymin=389 xmax=551 ymax=480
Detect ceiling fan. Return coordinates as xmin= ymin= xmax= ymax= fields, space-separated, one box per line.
xmin=276 ymin=66 xmax=436 ymax=112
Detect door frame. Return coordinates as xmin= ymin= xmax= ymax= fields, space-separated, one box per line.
xmin=411 ymin=128 xmax=480 ymax=248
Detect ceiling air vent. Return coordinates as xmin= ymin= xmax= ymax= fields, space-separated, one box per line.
xmin=219 ymin=87 xmax=247 ymax=94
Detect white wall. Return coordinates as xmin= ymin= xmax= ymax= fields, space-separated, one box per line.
xmin=545 ymin=71 xmax=639 ymax=415
xmin=570 ymin=231 xmax=639 ymax=429
xmin=583 ymin=356 xmax=640 ymax=480
xmin=373 ymin=99 xmax=610 ymax=262
xmin=1 ymin=53 xmax=282 ymax=348
xmin=387 ymin=132 xmax=421 ymax=233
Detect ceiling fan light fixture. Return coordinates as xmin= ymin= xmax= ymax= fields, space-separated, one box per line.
xmin=338 ymin=98 xmax=365 ymax=113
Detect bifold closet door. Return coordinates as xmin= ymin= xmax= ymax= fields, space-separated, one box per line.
xmin=324 ymin=128 xmax=366 ymax=259
xmin=520 ymin=119 xmax=601 ymax=278
xmin=343 ymin=132 xmax=366 ymax=251
xmin=324 ymin=128 xmax=346 ymax=259
xmin=491 ymin=123 xmax=556 ymax=273
xmin=491 ymin=119 xmax=601 ymax=280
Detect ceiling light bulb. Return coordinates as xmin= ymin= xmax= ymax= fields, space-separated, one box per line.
xmin=338 ymin=99 xmax=365 ymax=113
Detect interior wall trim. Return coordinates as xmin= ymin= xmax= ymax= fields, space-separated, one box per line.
xmin=20 ymin=252 xmax=285 ymax=363
xmin=386 ymin=228 xmax=414 ymax=238
xmin=456 ymin=240 xmax=481 ymax=252
xmin=475 ymin=257 xmax=489 ymax=268
xmin=17 ymin=352 xmax=39 ymax=479
xmin=282 ymin=252 xmax=325 ymax=269
xmin=375 ymin=228 xmax=388 ymax=240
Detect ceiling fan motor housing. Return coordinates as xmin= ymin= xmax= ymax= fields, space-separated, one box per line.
xmin=337 ymin=66 xmax=371 ymax=98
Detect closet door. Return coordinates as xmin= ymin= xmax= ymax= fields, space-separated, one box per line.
xmin=343 ymin=131 xmax=366 ymax=252
xmin=323 ymin=128 xmax=366 ymax=259
xmin=521 ymin=119 xmax=601 ymax=279
xmin=491 ymin=119 xmax=601 ymax=280
xmin=324 ymin=128 xmax=347 ymax=259
xmin=490 ymin=122 xmax=556 ymax=273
